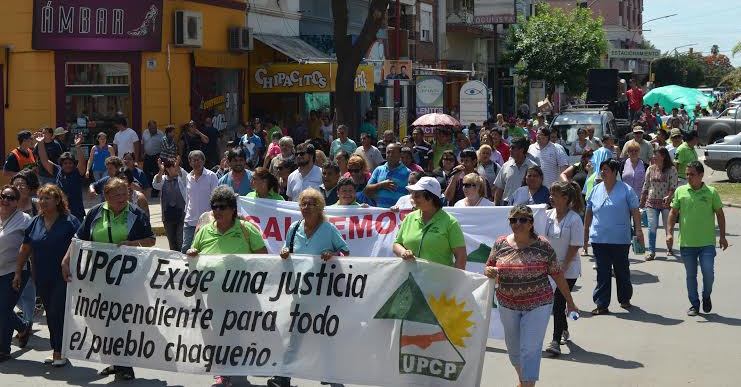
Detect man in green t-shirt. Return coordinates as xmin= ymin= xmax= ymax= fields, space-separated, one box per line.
xmin=667 ymin=161 xmax=728 ymax=317
xmin=431 ymin=128 xmax=455 ymax=169
xmin=674 ymin=130 xmax=699 ymax=183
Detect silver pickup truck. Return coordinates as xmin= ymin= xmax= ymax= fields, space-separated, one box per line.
xmin=697 ymin=108 xmax=740 ymax=145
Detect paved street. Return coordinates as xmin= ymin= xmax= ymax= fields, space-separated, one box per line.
xmin=1 ymin=206 xmax=740 ymax=386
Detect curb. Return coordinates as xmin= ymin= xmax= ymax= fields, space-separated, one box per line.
xmin=153 ymin=225 xmax=166 ymax=236
xmin=723 ymin=202 xmax=740 ymax=208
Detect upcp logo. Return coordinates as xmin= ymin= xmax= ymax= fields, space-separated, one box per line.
xmin=374 ymin=274 xmax=473 ymax=381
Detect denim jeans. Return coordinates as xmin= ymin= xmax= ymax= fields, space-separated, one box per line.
xmin=15 ymin=276 xmax=36 ymax=328
xmin=646 ymin=207 xmax=671 ymax=253
xmin=498 ymin=304 xmax=552 ymax=382
xmin=1 ymin=271 xmax=29 ymax=353
xmin=680 ymin=245 xmax=716 ymax=309
xmin=592 ymin=243 xmax=632 ymax=309
xmin=181 ymin=224 xmax=197 ymax=253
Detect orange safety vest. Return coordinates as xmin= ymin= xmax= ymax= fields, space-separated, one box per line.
xmin=10 ymin=147 xmax=36 ymax=170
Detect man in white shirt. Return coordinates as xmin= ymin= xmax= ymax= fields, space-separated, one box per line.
xmin=181 ymin=150 xmax=219 ymax=253
xmin=112 ymin=117 xmax=140 ymax=162
xmin=286 ymin=143 xmax=322 ymax=201
xmin=142 ymin=120 xmax=165 ymax=196
xmin=528 ymin=127 xmax=569 ymax=188
xmin=353 ymin=132 xmax=385 ymax=171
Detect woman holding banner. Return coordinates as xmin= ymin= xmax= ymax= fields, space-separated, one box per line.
xmin=187 ymin=186 xmax=267 ymax=387
xmin=392 ymin=177 xmax=467 ymax=269
xmin=485 ymin=205 xmax=578 ymax=387
xmin=62 ymin=177 xmax=155 ymax=379
xmin=273 ymin=187 xmax=348 ymax=387
xmin=12 ymin=184 xmax=80 ymax=367
xmin=0 ymin=185 xmax=32 ymax=360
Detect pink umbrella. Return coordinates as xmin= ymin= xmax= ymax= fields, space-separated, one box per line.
xmin=411 ymin=113 xmax=461 ymax=127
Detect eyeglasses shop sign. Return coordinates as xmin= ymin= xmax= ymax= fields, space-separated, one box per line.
xmin=415 ymin=76 xmax=444 ymax=115
xmin=459 ymin=80 xmax=488 ymax=126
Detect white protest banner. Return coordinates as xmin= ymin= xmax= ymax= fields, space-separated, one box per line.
xmin=63 ymin=240 xmax=494 ymax=386
xmin=238 ymin=198 xmax=548 ymax=339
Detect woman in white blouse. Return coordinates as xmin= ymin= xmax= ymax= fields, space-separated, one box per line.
xmin=454 ymin=173 xmax=494 ymax=207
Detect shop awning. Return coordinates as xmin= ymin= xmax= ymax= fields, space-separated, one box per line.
xmin=253 ymin=34 xmax=329 ymax=63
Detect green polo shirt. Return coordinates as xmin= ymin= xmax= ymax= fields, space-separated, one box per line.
xmin=192 ymin=220 xmax=266 ymax=254
xmin=671 ymin=183 xmax=722 ymax=247
xmin=432 ymin=143 xmax=455 ymax=169
xmin=92 ymin=203 xmax=129 ymax=244
xmin=394 ymin=209 xmax=466 ymax=267
xmin=675 ymin=142 xmax=697 ymax=179
xmin=244 ymin=191 xmax=284 ymax=201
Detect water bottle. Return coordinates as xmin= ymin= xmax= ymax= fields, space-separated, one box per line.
xmin=568 ymin=311 xmax=580 ymax=321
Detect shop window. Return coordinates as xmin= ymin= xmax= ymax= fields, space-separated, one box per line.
xmin=64 ymin=62 xmax=132 ymax=143
xmin=191 ymin=67 xmax=242 ymax=141
xmin=420 ymin=4 xmax=433 ymax=42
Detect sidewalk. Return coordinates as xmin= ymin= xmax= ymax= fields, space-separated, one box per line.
xmin=83 ymin=195 xmax=166 ymax=236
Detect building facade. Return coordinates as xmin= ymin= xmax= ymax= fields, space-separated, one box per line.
xmin=0 ymin=0 xmax=250 ymax=156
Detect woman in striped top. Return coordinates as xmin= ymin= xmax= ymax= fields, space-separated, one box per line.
xmin=485 ymin=205 xmax=579 ymax=387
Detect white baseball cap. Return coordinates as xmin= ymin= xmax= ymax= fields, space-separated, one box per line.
xmin=406 ymin=176 xmax=442 ymax=197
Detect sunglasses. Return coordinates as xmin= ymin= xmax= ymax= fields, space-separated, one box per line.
xmin=508 ymin=217 xmax=531 ymax=225
xmin=0 ymin=194 xmax=18 ymax=201
xmin=462 ymin=183 xmax=476 ymax=188
xmin=348 ymin=168 xmax=361 ymax=173
xmin=211 ymin=204 xmax=231 ymax=211
xmin=295 ymin=152 xmax=307 ymax=156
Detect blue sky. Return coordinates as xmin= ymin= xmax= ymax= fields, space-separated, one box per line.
xmin=642 ymin=0 xmax=741 ymax=67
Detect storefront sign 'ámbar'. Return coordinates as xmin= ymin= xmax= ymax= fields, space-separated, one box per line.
xmin=32 ymin=0 xmax=163 ymax=51
xmin=249 ymin=63 xmax=375 ymax=93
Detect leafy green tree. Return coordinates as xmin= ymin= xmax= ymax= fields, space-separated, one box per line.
xmin=506 ymin=3 xmax=607 ymax=95
xmin=653 ymin=54 xmax=705 ymax=87
xmin=733 ymin=41 xmax=741 ymax=57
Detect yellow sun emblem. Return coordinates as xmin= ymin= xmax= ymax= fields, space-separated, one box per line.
xmin=428 ymin=293 xmax=474 ymax=347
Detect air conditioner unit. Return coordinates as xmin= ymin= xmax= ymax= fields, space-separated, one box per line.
xmin=174 ymin=10 xmax=203 ymax=47
xmin=229 ymin=27 xmax=253 ymax=52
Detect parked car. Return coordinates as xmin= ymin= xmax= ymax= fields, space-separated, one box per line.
xmin=703 ymin=132 xmax=741 ymax=182
xmin=696 ymin=108 xmax=740 ymax=145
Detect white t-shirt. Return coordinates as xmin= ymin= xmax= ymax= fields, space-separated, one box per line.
xmin=545 ymin=209 xmax=583 ymax=279
xmin=0 ymin=211 xmax=32 ymax=276
xmin=528 ymin=142 xmax=569 ymax=188
xmin=393 ymin=194 xmax=413 ymax=210
xmin=114 ymin=128 xmax=140 ymax=156
xmin=286 ymin=165 xmax=323 ymax=201
xmin=453 ymin=197 xmax=494 ymax=207
xmin=353 ymin=146 xmax=385 ymax=171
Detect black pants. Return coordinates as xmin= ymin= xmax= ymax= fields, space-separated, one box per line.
xmin=143 ymin=154 xmax=160 ymax=196
xmin=163 ymin=219 xmax=184 ymax=252
xmin=552 ymin=278 xmax=577 ymax=342
xmin=35 ymin=276 xmax=66 ymax=352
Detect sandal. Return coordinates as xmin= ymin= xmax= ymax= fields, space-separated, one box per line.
xmin=16 ymin=323 xmax=32 ymax=348
xmin=591 ymin=307 xmax=610 ymax=315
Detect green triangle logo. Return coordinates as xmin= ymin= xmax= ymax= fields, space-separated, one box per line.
xmin=374 ymin=273 xmax=439 ymax=325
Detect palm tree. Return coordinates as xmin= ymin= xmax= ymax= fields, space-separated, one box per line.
xmin=733 ymin=41 xmax=741 ymax=57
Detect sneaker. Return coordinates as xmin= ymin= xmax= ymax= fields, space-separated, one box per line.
xmin=545 ymin=340 xmax=561 ymax=356
xmin=212 ymin=376 xmax=232 ymax=387
xmin=687 ymin=307 xmax=699 ymax=316
xmin=702 ymin=297 xmax=712 ymax=313
xmin=267 ymin=377 xmax=291 ymax=387
xmin=645 ymin=252 xmax=655 ymax=261
xmin=560 ymin=330 xmax=570 ymax=345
